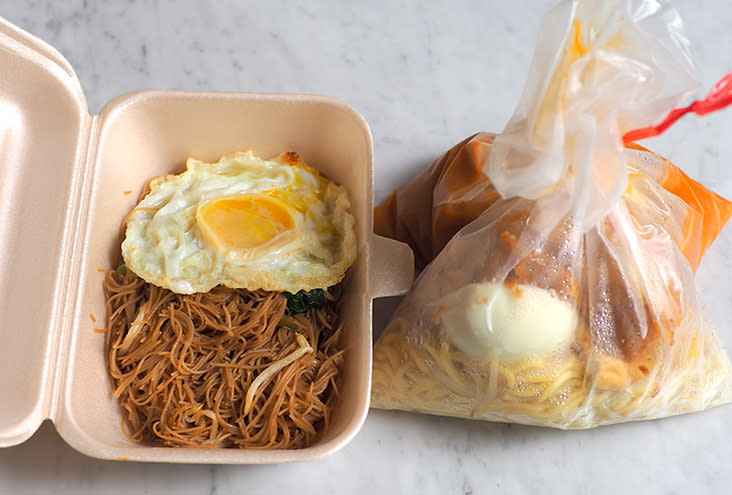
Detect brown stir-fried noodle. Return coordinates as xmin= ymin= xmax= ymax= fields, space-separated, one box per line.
xmin=103 ymin=269 xmax=345 ymax=449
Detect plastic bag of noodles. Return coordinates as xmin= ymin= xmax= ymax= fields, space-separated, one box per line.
xmin=371 ymin=0 xmax=732 ymax=428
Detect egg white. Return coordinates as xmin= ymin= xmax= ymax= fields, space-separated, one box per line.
xmin=438 ymin=282 xmax=577 ymax=361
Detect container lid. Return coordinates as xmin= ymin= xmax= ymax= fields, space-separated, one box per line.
xmin=0 ymin=17 xmax=89 ymax=446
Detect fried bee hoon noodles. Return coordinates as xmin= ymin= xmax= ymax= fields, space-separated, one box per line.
xmin=103 ymin=269 xmax=345 ymax=449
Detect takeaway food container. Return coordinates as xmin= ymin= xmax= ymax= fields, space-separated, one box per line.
xmin=0 ymin=17 xmax=414 ymax=463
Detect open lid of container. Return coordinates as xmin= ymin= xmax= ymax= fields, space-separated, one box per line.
xmin=0 ymin=17 xmax=90 ymax=446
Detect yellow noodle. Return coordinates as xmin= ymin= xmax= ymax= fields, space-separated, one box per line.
xmin=371 ymin=316 xmax=731 ymax=428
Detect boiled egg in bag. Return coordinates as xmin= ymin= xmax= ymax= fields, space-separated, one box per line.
xmin=122 ymin=151 xmax=357 ymax=294
xmin=437 ymin=282 xmax=578 ymax=361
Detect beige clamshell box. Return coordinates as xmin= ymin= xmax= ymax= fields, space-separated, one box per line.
xmin=0 ymin=18 xmax=414 ymax=463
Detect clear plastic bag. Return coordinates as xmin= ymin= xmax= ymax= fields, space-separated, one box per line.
xmin=371 ymin=0 xmax=732 ymax=428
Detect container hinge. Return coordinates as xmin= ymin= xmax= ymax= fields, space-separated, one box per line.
xmin=45 ymin=112 xmax=101 ymax=422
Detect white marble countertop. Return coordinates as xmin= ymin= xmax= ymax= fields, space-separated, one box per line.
xmin=2 ymin=1 xmax=732 ymax=493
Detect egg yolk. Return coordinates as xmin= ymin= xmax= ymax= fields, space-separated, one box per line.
xmin=197 ymin=195 xmax=295 ymax=254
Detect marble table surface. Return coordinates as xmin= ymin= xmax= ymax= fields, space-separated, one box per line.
xmin=2 ymin=1 xmax=732 ymax=493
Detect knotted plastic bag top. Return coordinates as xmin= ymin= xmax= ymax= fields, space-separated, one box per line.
xmin=487 ymin=0 xmax=697 ymax=230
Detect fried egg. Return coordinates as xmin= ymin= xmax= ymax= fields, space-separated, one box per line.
xmin=121 ymin=151 xmax=357 ymax=294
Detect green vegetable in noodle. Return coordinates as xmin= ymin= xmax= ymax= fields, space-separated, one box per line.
xmin=116 ymin=264 xmax=128 ymax=276
xmin=284 ymin=289 xmax=326 ymax=314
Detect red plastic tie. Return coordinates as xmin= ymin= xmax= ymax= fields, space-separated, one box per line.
xmin=622 ymin=70 xmax=732 ymax=144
